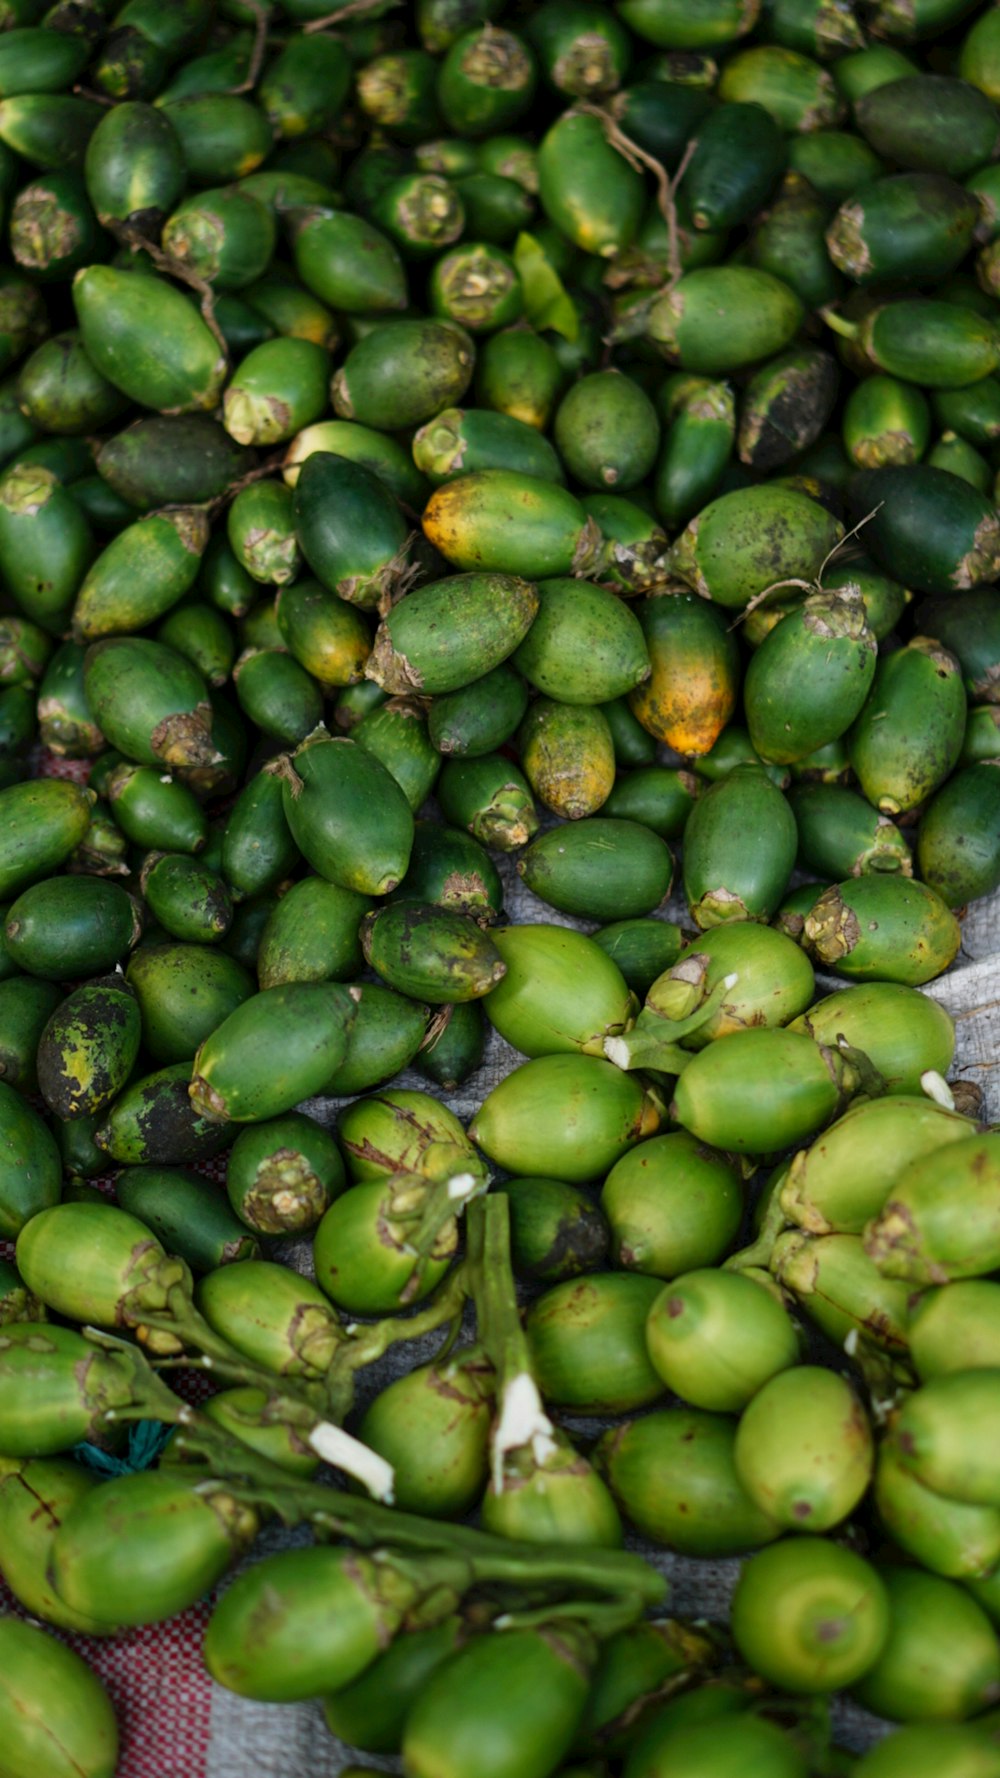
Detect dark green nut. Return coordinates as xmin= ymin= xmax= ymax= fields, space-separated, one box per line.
xmin=115 ymin=1166 xmax=259 ymax=1273
xmin=0 ymin=1080 xmax=61 ymax=1238
xmin=917 ymin=763 xmax=1000 ymax=908
xmin=278 ymin=728 xmax=414 ymax=896
xmin=429 ymin=241 xmax=522 ymax=332
xmin=333 ymin=319 xmax=474 ymax=431
xmin=189 ymin=982 xmax=359 ymax=1124
xmin=745 ymin=584 xmax=876 ymax=766
xmin=789 ymin=781 xmax=912 ymax=880
xmin=126 ymin=943 xmax=254 ymax=1066
xmin=554 ymin=370 xmax=660 ymax=492
xmin=72 ymin=506 xmax=210 ymax=642
xmin=5 ymin=876 xmax=141 ymax=980
xmin=83 ymin=636 xmax=218 ymax=773
xmin=682 ymin=765 xmax=797 ymax=929
xmin=738 ymin=347 xmax=839 ymax=472
xmin=95 ymin=1060 xmax=233 ymax=1166
xmin=0 ymin=778 xmax=95 ymax=899
xmin=36 ymin=974 xmax=141 ymax=1121
xmin=140 ymin=852 xmax=232 ymax=946
xmin=426 ymin=661 xmax=528 ymax=757
xmin=848 ymin=635 xmax=966 ymax=815
xmin=389 ymin=818 xmax=504 ymax=924
xmin=257 ymin=877 xmax=368 ymax=990
xmin=595 ymin=1408 xmax=781 ymax=1558
xmin=73 ymin=266 xmax=227 ymax=415
xmin=518 ymin=817 xmax=674 ymax=921
xmin=855 ymin=75 xmax=1000 ymax=180
xmin=592 ymin=918 xmax=685 ymax=995
xmin=827 ymin=172 xmax=980 ymax=287
xmin=497 ymin=1175 xmax=609 ymax=1283
xmin=437 ymin=751 xmax=538 ymax=851
xmin=641 ymin=266 xmax=803 ymax=376
xmin=0 ymin=977 xmax=62 ymax=1093
xmin=362 ymin=901 xmax=505 ymax=1004
xmin=220 ymin=765 xmax=299 ymax=902
xmin=322 ymin=984 xmax=429 ymax=1097
xmin=667 ymin=482 xmax=842 ymax=610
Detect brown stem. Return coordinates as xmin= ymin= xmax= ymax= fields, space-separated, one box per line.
xmin=303 ymin=0 xmax=401 ymax=30
xmin=576 ymin=103 xmax=696 ymax=289
xmin=112 ymin=226 xmax=230 ymax=362
xmin=229 ymin=0 xmax=270 ymax=94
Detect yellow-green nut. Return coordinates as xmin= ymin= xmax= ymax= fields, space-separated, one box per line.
xmin=733 ymin=1365 xmax=874 ymax=1531
xmin=0 ymin=1616 xmax=118 ymax=1778
xmin=865 ymin=1132 xmax=1000 ymax=1285
xmin=730 ymin=1537 xmax=889 ymax=1693
xmin=645 ymin=1268 xmax=799 ymax=1412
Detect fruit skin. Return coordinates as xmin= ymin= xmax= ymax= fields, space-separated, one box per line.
xmin=780 ymin=1094 xmax=975 ymax=1237
xmin=643 ymin=265 xmax=804 ymax=376
xmin=744 ymin=585 xmax=876 ymax=766
xmin=362 ymin=900 xmax=505 ymax=1004
xmin=73 ymin=267 xmax=227 ymax=415
xmin=645 ymin=1268 xmax=799 ymax=1413
xmin=865 ymin=1133 xmax=1000 ymax=1286
xmin=682 ymin=765 xmax=797 ymax=929
xmin=628 ymin=591 xmax=739 ymax=757
xmin=36 ymin=973 xmax=141 ymax=1120
xmin=189 ymin=982 xmax=359 ymax=1125
xmin=278 ymin=729 xmax=414 ymax=898
xmin=667 ymin=483 xmax=842 ymax=610
xmin=484 ymin=924 xmax=635 ymax=1058
xmin=0 ymin=1615 xmax=118 ymax=1778
xmin=670 ymin=1028 xmax=861 ymax=1154
xmin=367 ymin=571 xmax=538 ymax=694
xmin=517 ymin=818 xmax=674 ymax=921
xmin=730 ymin=1537 xmax=890 ymax=1694
xmin=602 ymin=1131 xmax=743 ymax=1279
xmin=803 ymin=877 xmax=961 ymax=986
xmin=0 ymin=778 xmax=95 ymax=899
xmin=733 ymin=1365 xmax=874 ymax=1531
xmin=538 ymin=110 xmax=645 ymax=257
xmin=917 ymin=763 xmax=1000 ymax=908
xmin=789 ymin=982 xmax=954 ymax=1095
xmin=332 ymin=318 xmax=474 ymax=431
xmin=469 ymin=1054 xmax=661 ymax=1183
xmin=422 ymin=470 xmax=604 ymax=579
xmin=848 ymin=636 xmax=966 ymax=815
xmin=595 ymin=1407 xmax=782 ymax=1558
xmin=852 ymin=1566 xmax=1000 ymax=1723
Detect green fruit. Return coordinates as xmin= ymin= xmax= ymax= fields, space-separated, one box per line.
xmin=518 ymin=818 xmax=674 ymax=921
xmin=854 ymin=1567 xmax=1000 ymax=1722
xmin=190 ymin=982 xmax=359 ymax=1124
xmin=0 ymin=1616 xmax=118 ymax=1778
xmin=731 ymin=1538 xmax=889 ymax=1693
xmin=596 ymin=1408 xmax=782 ymax=1558
xmin=601 ymin=1132 xmax=743 ymax=1278
xmin=469 ymin=1054 xmax=660 ymax=1182
xmin=279 ymin=728 xmax=414 ymax=896
xmin=484 ymin=924 xmax=635 ymax=1057
xmin=73 ymin=267 xmax=227 ymax=415
xmin=734 ymin=1365 xmax=874 ymax=1531
xmin=645 ymin=1269 xmax=799 ymax=1413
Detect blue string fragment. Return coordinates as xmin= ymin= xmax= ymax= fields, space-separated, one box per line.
xmin=73 ymin=1419 xmax=174 ymax=1476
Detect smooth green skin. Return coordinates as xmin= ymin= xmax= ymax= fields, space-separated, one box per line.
xmin=843 ymin=632 xmax=960 ymax=814
xmin=422 ymin=472 xmax=595 ymax=579
xmin=83 ymin=636 xmax=214 ymax=771
xmin=16 ymin=1200 xmax=167 ymax=1327
xmin=108 ymin=764 xmax=208 ymax=855
xmin=518 ymin=818 xmax=674 ymax=921
xmin=498 ymin=1176 xmax=609 ymax=1282
xmin=789 ymin=781 xmax=912 ymax=878
xmin=387 ymin=814 xmax=501 ymax=917
xmin=353 ymin=699 xmax=440 ymax=812
xmin=789 ymin=983 xmax=955 ymax=1095
xmin=518 ymin=699 xmax=615 ymax=821
xmin=654 ymin=382 xmax=735 ymax=532
xmin=292 ymin=208 xmax=408 ymax=314
xmin=294 ymin=452 xmax=409 ymax=611
xmin=856 ymin=76 xmax=1000 ymax=180
xmin=5 ymin=876 xmax=138 ymax=981
xmin=453 ymin=170 xmax=533 ymax=243
xmin=158 ymin=94 xmax=273 ymax=184
xmin=221 ymin=767 xmax=300 ymax=902
xmin=668 ymin=483 xmax=841 ymax=610
xmin=538 ymin=110 xmax=644 ymax=256
xmin=475 ymin=326 xmax=562 ymax=430
xmin=910 ymin=1282 xmax=1000 ymax=1380
xmin=932 ymin=381 xmax=1000 ymax=450
xmin=0 ymin=975 xmax=62 ymax=1092
xmin=731 ymin=1538 xmax=890 ymax=1694
xmin=259 ymin=30 xmax=351 ymax=136
xmin=324 ymin=1622 xmax=462 ymax=1756
xmin=893 ymin=1371 xmax=1000 ymax=1508
xmin=526 ymin=1273 xmax=663 ymax=1412
xmin=226 ymin=1111 xmax=345 ymax=1236
xmin=803 ymin=876 xmax=961 ymax=985
xmin=601 ymin=768 xmax=697 ymax=840
xmin=240 ymin=271 xmax=337 ymax=347
xmin=717 ymin=42 xmax=840 ymax=129
xmin=17 ymin=330 xmax=125 ymax=433
xmin=842 ymin=375 xmax=931 ymax=469
xmin=469 ymin=1053 xmax=657 ymax=1183
xmin=553 ymin=371 xmax=659 ymax=493
xmin=126 ymin=944 xmax=253 ymax=1066
xmin=73 ymin=507 xmax=208 ymax=641
xmin=313 ymin=1177 xmax=454 ymax=1313
xmin=734 ymin=1366 xmax=873 ymax=1531
xmin=592 ymin=919 xmax=685 ymax=996
xmin=484 ymin=924 xmax=634 ymax=1057
xmin=601 ymin=1131 xmax=743 ymax=1278
xmin=853 ymin=1567 xmax=1000 ymax=1722
xmin=646 ymin=266 xmax=804 ymax=376
xmin=0 ymin=93 xmax=102 ymax=169
xmin=851 ymin=467 xmax=1000 ymax=601
xmin=0 ymin=1079 xmax=60 ymax=1237
xmin=682 ymin=100 xmax=785 ymax=233
xmin=74 ymin=267 xmax=227 ymax=414
xmin=0 ymin=1322 xmax=134 ymax=1456
xmin=191 ymin=982 xmax=358 ymax=1123
xmin=338 ymin=1088 xmax=472 ymax=1183
xmin=0 ymin=27 xmax=89 ymax=97
xmin=51 ymin=1470 xmax=251 ymax=1628
xmin=682 ymin=766 xmax=797 ymax=929
xmin=83 ymin=101 xmax=186 ymax=227
xmin=221 ymin=892 xmax=278 ymax=973
xmin=780 ymin=1095 xmax=976 ymax=1237
xmin=36 ymin=976 xmax=141 ymax=1121
xmin=404 ymin=1627 xmax=591 ymax=1778
xmin=626 ymin=1712 xmax=808 ymax=1778
xmin=363 ymin=901 xmax=505 ymax=1005
xmin=333 ymin=319 xmax=474 ymax=431
xmin=0 ymin=1616 xmax=118 ymax=1778
xmin=773 ymin=1230 xmax=912 ymax=1356
xmin=918 ymin=764 xmax=1000 ymax=907
xmin=788 ymin=131 xmax=883 ymax=204
xmin=874 ymin=1434 xmax=1000 ymax=1581
xmin=828 ymin=172 xmax=979 ymax=287
xmin=867 ymin=1133 xmax=1000 ymax=1286
xmin=935 ymin=419 xmax=998 ymax=488
xmin=33 ymin=645 xmax=103 ymax=754
xmin=0 ymin=461 xmax=95 ymax=631
xmin=427 ymin=662 xmax=528 ymax=757
xmin=234 ymin=648 xmax=324 ymax=747
xmin=223 ymin=337 xmax=328 ymax=448
xmin=512 ymin=577 xmax=649 ymax=705
xmin=116 ymin=1165 xmax=259 ymax=1271
xmin=94 ymin=1061 xmax=233 ymax=1166
xmin=414 ymin=407 xmax=562 ymax=488
xmin=416 ymin=997 xmax=485 ymax=1089
xmin=201 ymin=532 xmax=256 ymax=618
xmin=0 ymin=778 xmax=94 ymax=903
xmin=0 ymin=1457 xmax=110 ymax=1634
xmin=280 ymin=732 xmax=415 ymax=897
xmin=852 ymin=1724 xmax=1000 ymax=1778
xmin=162 ymin=186 xmax=275 ymax=293
xmin=322 ymin=983 xmax=429 ymax=1096
xmin=745 ymin=588 xmax=876 ymax=766
xmin=645 ymin=1270 xmax=799 ymax=1413
xmin=275 ymin=577 xmax=372 ymax=689
xmin=482 ymin=1439 xmax=623 ymax=1548
xmin=861 ymin=302 xmax=1000 ymax=391
xmin=196 ymin=1259 xmax=342 ymax=1381
xmin=672 ymin=1029 xmax=845 ymax=1154
xmin=142 ymin=853 xmax=232 ymax=945
xmin=596 ymin=1408 xmax=781 ymax=1557
xmin=258 ymin=877 xmax=369 ymax=989
xmin=358 ymin=1349 xmax=493 ymax=1517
